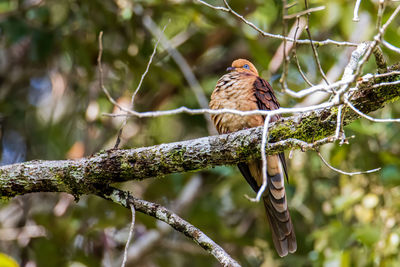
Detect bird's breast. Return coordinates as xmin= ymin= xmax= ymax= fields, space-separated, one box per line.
xmin=210 ymin=73 xmax=263 ymax=134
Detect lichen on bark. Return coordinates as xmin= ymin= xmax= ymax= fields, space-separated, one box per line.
xmin=0 ymin=64 xmax=399 ymax=198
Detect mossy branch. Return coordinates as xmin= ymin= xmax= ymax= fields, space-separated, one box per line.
xmin=0 ymin=64 xmax=400 ymax=198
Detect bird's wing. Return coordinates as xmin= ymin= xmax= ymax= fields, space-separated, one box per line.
xmin=253 ymin=77 xmax=289 ymax=181
xmin=250 ymin=76 xmax=296 ymax=257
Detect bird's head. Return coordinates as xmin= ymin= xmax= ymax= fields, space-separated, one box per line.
xmin=227 ymin=59 xmax=259 ymax=76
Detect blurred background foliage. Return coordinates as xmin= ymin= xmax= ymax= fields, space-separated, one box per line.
xmin=0 ymin=0 xmax=400 ymax=266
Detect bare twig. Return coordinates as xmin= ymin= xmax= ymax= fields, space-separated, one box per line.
xmin=304 ymin=0 xmax=330 ymax=85
xmin=279 ymin=0 xmax=290 ymax=92
xmin=121 ymin=204 xmax=135 ymax=267
xmin=195 ymin=0 xmax=358 ymax=47
xmin=353 ymin=0 xmax=363 ymax=21
xmin=292 ymin=17 xmax=314 ymax=87
xmin=268 ymin=16 xmax=306 ymax=74
xmin=296 ymin=12 xmax=372 ymax=107
xmin=335 ymin=104 xmax=344 ymax=139
xmin=127 ymin=175 xmax=202 ymax=264
xmin=376 ymin=0 xmax=385 ymax=29
xmin=142 ymin=15 xmax=216 ymax=134
xmin=249 ymin=115 xmax=271 ymax=202
xmin=113 ymin=24 xmax=166 ymax=149
xmin=345 ymin=97 xmax=400 ymax=123
xmin=97 ymin=31 xmax=113 ymax=108
xmin=104 ymin=41 xmax=375 ymax=117
xmin=101 ymin=188 xmax=241 ymax=267
xmin=353 ymin=4 xmax=400 ymax=78
xmin=284 ymin=5 xmax=325 ymax=19
xmin=361 ymin=70 xmax=400 ymax=81
xmin=104 ymin=101 xmax=334 ymax=119
xmin=317 ymin=152 xmax=381 ymax=176
xmin=382 ymin=39 xmax=400 ymax=54
xmin=371 ymin=79 xmax=400 ymax=89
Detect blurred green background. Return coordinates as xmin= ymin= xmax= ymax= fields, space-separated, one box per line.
xmin=0 ymin=0 xmax=400 ymax=266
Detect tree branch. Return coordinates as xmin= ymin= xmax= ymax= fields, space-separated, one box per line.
xmin=0 ymin=63 xmax=399 ymax=198
xmin=99 ymin=187 xmax=241 ymax=267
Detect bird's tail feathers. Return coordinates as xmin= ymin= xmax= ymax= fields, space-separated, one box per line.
xmin=263 ymin=156 xmax=297 ymax=257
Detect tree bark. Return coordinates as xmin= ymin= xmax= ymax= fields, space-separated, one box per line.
xmin=0 ymin=63 xmax=399 ymax=198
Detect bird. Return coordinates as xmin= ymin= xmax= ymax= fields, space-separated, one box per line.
xmin=209 ymin=59 xmax=296 ymax=257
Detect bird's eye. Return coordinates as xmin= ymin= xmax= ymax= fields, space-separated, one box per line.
xmin=243 ymin=64 xmax=250 ymax=70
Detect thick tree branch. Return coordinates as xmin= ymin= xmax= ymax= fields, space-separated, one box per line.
xmin=0 ymin=64 xmax=399 ymax=198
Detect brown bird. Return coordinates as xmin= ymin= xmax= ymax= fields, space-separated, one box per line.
xmin=209 ymin=59 xmax=296 ymax=257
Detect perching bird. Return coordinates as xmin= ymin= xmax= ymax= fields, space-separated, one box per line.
xmin=209 ymin=59 xmax=296 ymax=257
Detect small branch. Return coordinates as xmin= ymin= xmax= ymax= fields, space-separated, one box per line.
xmin=317 ymin=152 xmax=381 ymax=176
xmin=269 ymin=15 xmax=306 ymax=74
xmin=382 ymin=39 xmax=400 ymax=54
xmin=100 ymin=188 xmax=241 ymax=267
xmin=345 ymin=97 xmax=400 ymax=123
xmin=127 ymin=175 xmax=202 ymax=264
xmin=376 ymin=0 xmax=385 ymax=30
xmin=0 ymin=65 xmax=399 ymax=198
xmin=353 ymin=4 xmax=400 ymax=78
xmin=142 ymin=15 xmax=216 ymax=134
xmin=195 ymin=0 xmax=358 ymax=47
xmin=371 ymin=80 xmax=400 ymax=89
xmin=361 ymin=70 xmax=400 ymax=80
xmin=249 ymin=115 xmax=271 ymax=202
xmin=279 ymin=0 xmax=290 ymax=92
xmin=304 ymin=0 xmax=330 ymax=85
xmin=292 ymin=17 xmax=314 ymax=87
xmin=353 ymin=0 xmax=362 ymax=21
xmin=121 ymin=204 xmax=135 ymax=267
xmin=335 ymin=104 xmax=344 ymax=139
xmin=104 ymin=100 xmax=334 ymax=119
xmin=284 ymin=6 xmax=325 ymax=19
xmin=114 ymin=24 xmax=166 ymax=149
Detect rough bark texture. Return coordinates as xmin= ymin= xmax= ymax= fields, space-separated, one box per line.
xmin=0 ymin=64 xmax=399 ymax=198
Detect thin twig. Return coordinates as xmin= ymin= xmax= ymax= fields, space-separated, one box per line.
xmin=142 ymin=15 xmax=216 ymax=134
xmin=361 ymin=70 xmax=400 ymax=81
xmin=371 ymin=79 xmax=400 ymax=89
xmin=195 ymin=0 xmax=358 ymax=47
xmin=345 ymin=97 xmax=400 ymax=122
xmin=318 ymin=152 xmax=381 ymax=176
xmin=121 ymin=204 xmax=135 ymax=267
xmin=127 ymin=175 xmax=202 ymax=263
xmin=101 ymin=188 xmax=241 ymax=267
xmin=284 ymin=6 xmax=325 ymax=19
xmin=279 ymin=0 xmax=290 ymax=92
xmin=249 ymin=115 xmax=271 ymax=202
xmin=353 ymin=0 xmax=362 ymax=21
xmin=304 ymin=0 xmax=330 ymax=85
xmin=329 ymin=4 xmax=400 ymax=110
xmin=114 ymin=24 xmax=166 ymax=149
xmin=292 ymin=16 xmax=314 ymax=87
xmin=270 ymin=136 xmax=337 ymax=152
xmin=269 ymin=15 xmax=306 ymax=74
xmin=335 ymin=104 xmax=343 ymax=139
xmin=376 ymin=0 xmax=385 ymax=30
xmin=97 ymin=31 xmax=113 ymax=107
xmin=104 ymin=101 xmax=335 ymax=119
xmin=382 ymin=39 xmax=400 ymax=54
xmin=353 ymin=4 xmax=400 ymax=78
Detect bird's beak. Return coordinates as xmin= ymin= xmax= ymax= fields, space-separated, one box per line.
xmin=226 ymin=66 xmax=235 ymax=72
